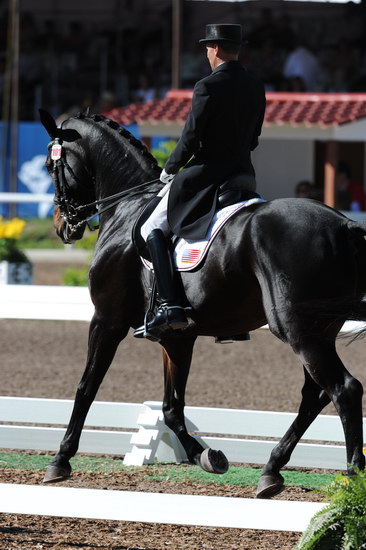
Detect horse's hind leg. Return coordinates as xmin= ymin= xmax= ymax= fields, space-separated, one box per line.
xmin=44 ymin=314 xmax=127 ymax=482
xmin=162 ymin=336 xmax=228 ymax=474
xmin=257 ymin=368 xmax=330 ymax=498
xmin=257 ymin=338 xmax=365 ymax=498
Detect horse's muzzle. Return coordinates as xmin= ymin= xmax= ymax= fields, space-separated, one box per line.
xmin=54 ymin=205 xmax=86 ymax=244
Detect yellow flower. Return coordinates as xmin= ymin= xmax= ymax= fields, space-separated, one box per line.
xmin=0 ymin=217 xmax=26 ymax=239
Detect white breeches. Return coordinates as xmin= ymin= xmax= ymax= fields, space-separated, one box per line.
xmin=140 ymin=183 xmax=171 ymax=241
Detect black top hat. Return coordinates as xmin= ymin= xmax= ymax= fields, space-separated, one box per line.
xmin=199 ymin=24 xmax=244 ymax=45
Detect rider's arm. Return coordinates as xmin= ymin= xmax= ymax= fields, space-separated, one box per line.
xmin=164 ymin=79 xmax=210 ymax=174
xmin=250 ymin=86 xmax=266 ymax=151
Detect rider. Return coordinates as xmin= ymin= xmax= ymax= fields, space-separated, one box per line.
xmin=134 ymin=23 xmax=266 ymax=340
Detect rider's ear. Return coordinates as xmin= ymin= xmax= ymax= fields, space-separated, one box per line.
xmin=39 ymin=109 xmax=59 ymax=139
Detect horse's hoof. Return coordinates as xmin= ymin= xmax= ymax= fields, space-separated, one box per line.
xmin=199 ymin=448 xmax=229 ymax=474
xmin=256 ymin=473 xmax=285 ymax=499
xmin=43 ymin=464 xmax=72 ymax=483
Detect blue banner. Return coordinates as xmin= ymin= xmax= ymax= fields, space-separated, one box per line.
xmin=0 ymin=121 xmax=142 ymax=218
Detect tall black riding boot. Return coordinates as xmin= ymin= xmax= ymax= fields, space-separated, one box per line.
xmin=134 ymin=229 xmax=189 ymax=340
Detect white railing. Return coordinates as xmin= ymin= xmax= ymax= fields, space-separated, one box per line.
xmin=0 ymin=192 xmax=53 ymax=204
xmin=1 ymin=396 xmax=343 ymax=532
xmin=1 ymin=396 xmax=363 ymax=470
xmin=0 ymin=285 xmax=364 ymax=336
xmin=0 ymin=482 xmax=325 ymax=532
xmin=0 ymin=285 xmax=93 ymax=321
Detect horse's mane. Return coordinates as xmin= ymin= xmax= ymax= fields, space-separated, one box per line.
xmin=71 ymin=111 xmax=160 ymax=172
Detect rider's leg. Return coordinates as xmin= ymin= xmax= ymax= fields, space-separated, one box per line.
xmin=140 ymin=183 xmax=171 ymax=242
xmin=134 ymin=228 xmax=189 ymax=339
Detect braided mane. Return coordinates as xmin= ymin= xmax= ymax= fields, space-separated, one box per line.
xmin=73 ymin=111 xmax=160 ymax=171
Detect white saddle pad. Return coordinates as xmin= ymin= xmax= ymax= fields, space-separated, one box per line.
xmin=141 ymin=198 xmax=265 ymax=272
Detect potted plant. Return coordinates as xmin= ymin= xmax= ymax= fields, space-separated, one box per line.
xmin=296 ymin=468 xmax=366 ymax=549
xmin=0 ymin=217 xmax=33 ymax=284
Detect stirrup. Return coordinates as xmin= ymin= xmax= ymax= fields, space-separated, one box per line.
xmin=133 ymin=309 xmax=161 ymax=342
xmin=133 ymin=305 xmax=189 ymax=341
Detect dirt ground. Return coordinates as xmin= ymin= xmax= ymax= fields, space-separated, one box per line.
xmin=1 ymin=259 xmax=365 ymax=549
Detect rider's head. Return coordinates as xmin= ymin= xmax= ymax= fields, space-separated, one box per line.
xmin=205 ymin=42 xmax=241 ymax=70
xmin=199 ymin=24 xmax=244 ymax=70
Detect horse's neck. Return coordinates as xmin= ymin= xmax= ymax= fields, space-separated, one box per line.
xmin=84 ymin=123 xmax=161 ymax=239
xmin=90 ymin=126 xmax=160 ymax=200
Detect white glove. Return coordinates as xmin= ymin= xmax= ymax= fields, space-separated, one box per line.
xmin=160 ymin=169 xmax=175 ymax=185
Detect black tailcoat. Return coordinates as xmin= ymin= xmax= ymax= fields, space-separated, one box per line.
xmin=165 ymin=60 xmax=266 ymax=240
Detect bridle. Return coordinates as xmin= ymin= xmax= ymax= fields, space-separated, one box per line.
xmin=49 ymin=138 xmax=160 ymax=235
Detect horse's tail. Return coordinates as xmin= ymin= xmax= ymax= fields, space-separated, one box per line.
xmin=338 ymin=218 xmax=366 ymax=338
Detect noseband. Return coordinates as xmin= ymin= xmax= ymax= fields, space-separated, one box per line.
xmin=49 ymin=138 xmax=159 ymax=235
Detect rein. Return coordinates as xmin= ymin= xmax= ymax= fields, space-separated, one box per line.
xmin=70 ymin=179 xmax=160 ymax=233
xmin=51 ymin=138 xmax=160 ymax=234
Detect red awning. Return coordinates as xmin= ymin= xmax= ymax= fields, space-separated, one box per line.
xmin=105 ymin=91 xmax=366 ymax=129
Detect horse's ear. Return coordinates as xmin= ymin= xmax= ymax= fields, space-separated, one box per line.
xmin=61 ymin=128 xmax=82 ymax=142
xmin=39 ymin=109 xmax=81 ymax=142
xmin=39 ymin=109 xmax=59 ymax=139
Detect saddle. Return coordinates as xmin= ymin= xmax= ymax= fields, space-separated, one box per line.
xmin=132 ymin=173 xmax=261 ymax=262
xmin=217 ymin=173 xmax=260 ymax=208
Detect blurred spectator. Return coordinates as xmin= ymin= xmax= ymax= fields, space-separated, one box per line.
xmin=295 ymin=180 xmax=324 ymax=201
xmin=283 ymin=39 xmax=323 ymax=91
xmin=275 ymin=14 xmax=295 ymax=52
xmin=96 ymin=91 xmax=119 ymax=112
xmin=336 ymin=160 xmax=366 ymax=211
xmin=131 ymin=74 xmax=157 ymax=103
xmin=249 ymin=8 xmax=278 ymax=48
xmin=249 ymin=37 xmax=285 ymax=91
xmin=295 ymin=180 xmax=315 ymax=198
xmin=327 ymin=39 xmax=360 ymax=92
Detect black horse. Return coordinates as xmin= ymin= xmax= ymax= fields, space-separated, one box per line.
xmin=40 ymin=110 xmax=366 ymax=498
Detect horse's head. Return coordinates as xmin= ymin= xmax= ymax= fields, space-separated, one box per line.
xmin=40 ymin=109 xmax=97 ymax=244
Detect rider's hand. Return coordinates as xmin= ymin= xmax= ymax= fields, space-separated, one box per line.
xmin=160 ymin=169 xmax=175 ymax=185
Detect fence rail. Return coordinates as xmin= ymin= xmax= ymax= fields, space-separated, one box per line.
xmin=1 ymin=285 xmax=364 ymax=335
xmin=1 ymin=396 xmax=364 ymax=470
xmin=0 ymin=193 xmax=53 ymax=204
xmin=0 ymin=482 xmax=325 ymax=532
xmin=0 ymin=285 xmax=93 ymax=321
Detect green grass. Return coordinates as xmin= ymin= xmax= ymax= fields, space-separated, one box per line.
xmin=17 ymin=218 xmax=98 ymax=251
xmin=18 ymin=218 xmax=63 ymax=249
xmin=0 ymin=451 xmax=334 ymax=490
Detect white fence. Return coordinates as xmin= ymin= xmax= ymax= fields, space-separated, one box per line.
xmin=0 ymin=285 xmax=364 ymax=336
xmin=1 ymin=396 xmax=363 ymax=470
xmin=0 ymin=482 xmax=325 ymax=532
xmin=0 ymin=193 xmax=53 ymax=204
xmin=1 ymin=395 xmax=337 ymax=532
xmin=0 ymin=285 xmax=93 ymax=321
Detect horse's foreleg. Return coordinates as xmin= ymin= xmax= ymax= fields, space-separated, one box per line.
xmin=44 ymin=315 xmax=127 ymax=482
xmin=257 ymin=368 xmax=330 ymax=498
xmin=162 ymin=337 xmax=228 ymax=474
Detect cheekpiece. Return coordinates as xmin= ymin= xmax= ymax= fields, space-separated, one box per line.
xmin=199 ymin=24 xmax=244 ymax=45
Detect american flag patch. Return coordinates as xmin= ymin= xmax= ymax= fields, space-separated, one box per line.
xmin=181 ymin=248 xmax=201 ymax=263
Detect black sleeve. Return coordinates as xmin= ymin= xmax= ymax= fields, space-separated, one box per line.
xmin=251 ymin=87 xmax=266 ymax=151
xmin=165 ymin=79 xmax=210 ymax=174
